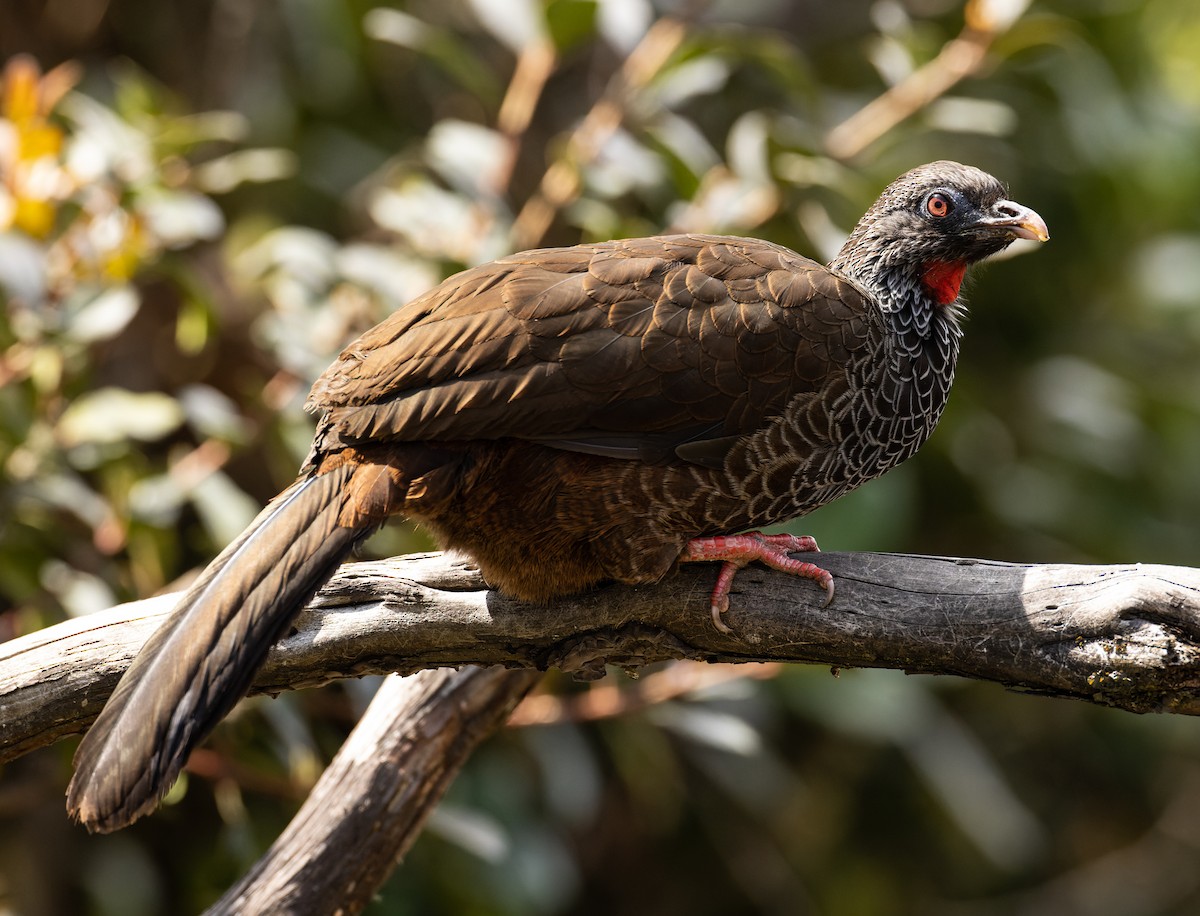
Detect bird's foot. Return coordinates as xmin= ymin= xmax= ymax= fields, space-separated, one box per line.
xmin=680 ymin=532 xmax=833 ymax=634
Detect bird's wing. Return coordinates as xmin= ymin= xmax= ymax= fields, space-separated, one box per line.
xmin=307 ymin=234 xmax=883 ymax=467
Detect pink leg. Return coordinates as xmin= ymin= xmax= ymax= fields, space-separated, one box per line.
xmin=679 ymin=531 xmax=833 ymax=634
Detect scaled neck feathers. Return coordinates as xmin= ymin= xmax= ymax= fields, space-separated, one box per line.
xmin=829 ymin=237 xmax=965 ymax=355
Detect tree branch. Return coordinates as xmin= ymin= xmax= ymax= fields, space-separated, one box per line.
xmin=6 ymin=551 xmax=1200 ymax=767
xmin=509 ymin=15 xmax=689 ymax=248
xmin=204 ymin=666 xmax=540 ymax=915
xmin=825 ymin=0 xmax=1031 ymax=160
xmin=9 ymin=550 xmax=1200 ymax=912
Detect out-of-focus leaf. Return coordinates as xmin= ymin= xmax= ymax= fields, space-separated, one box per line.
xmin=793 ymin=197 xmax=853 ymax=262
xmin=155 ymin=110 xmax=249 ymax=149
xmin=426 ymin=806 xmax=511 ymax=863
xmin=58 ymin=388 xmax=185 ymax=446
xmin=669 ymin=167 xmax=778 ymax=234
xmin=691 ymin=30 xmax=816 ymax=102
xmin=235 ymin=226 xmax=338 ymax=286
xmin=362 ymin=8 xmax=431 ymax=48
xmin=63 ymin=284 xmax=139 ymax=343
xmin=370 ymin=178 xmax=509 ymax=264
xmin=782 ymin=669 xmax=1046 ymax=870
xmin=138 ymin=190 xmax=225 ymax=248
xmin=189 ymin=470 xmax=262 ymax=547
xmin=28 ymin=346 xmax=63 ymax=395
xmin=192 ymin=148 xmax=297 ymax=193
xmin=426 ymin=120 xmax=509 ymax=198
xmin=363 ymin=8 xmax=502 ymax=105
xmin=925 ymin=96 xmax=1019 ymax=136
xmin=500 ymin=825 xmax=581 ymax=913
xmin=0 ymin=231 xmax=47 ymax=304
xmin=333 ymin=243 xmax=438 ymax=308
xmin=1027 ymin=356 xmax=1142 ymax=474
xmin=522 ymin=722 xmax=603 ymax=826
xmin=175 ymin=295 xmax=211 ymax=355
xmin=178 ymin=384 xmax=252 ymax=442
xmin=545 ymin=0 xmax=597 ymax=54
xmin=647 ymin=55 xmax=732 ymax=110
xmin=647 ymin=703 xmax=763 ymax=756
xmin=585 ymin=129 xmax=667 ymax=198
xmin=867 ymin=33 xmax=915 ymax=87
xmin=563 ymin=197 xmax=626 ymax=240
xmin=60 ymin=93 xmax=155 ymax=185
xmin=128 ymin=473 xmax=185 ymax=525
xmin=948 ymin=409 xmax=1018 ymax=482
xmin=646 ymin=113 xmax=721 ymax=183
xmin=870 ymin=0 xmax=913 ymax=37
xmin=901 ymin=709 xmax=1047 ymax=871
xmin=1134 ymin=233 xmax=1200 ymax=310
xmin=727 ymin=110 xmax=772 ymax=184
xmin=27 ymin=470 xmax=113 ymax=530
xmin=596 ymin=0 xmax=652 ymax=52
xmin=259 ymin=691 xmax=322 ymax=783
xmin=985 ymin=463 xmax=1071 ymax=530
xmin=466 ymin=0 xmax=546 ymax=53
xmin=109 ymin=59 xmax=170 ymax=120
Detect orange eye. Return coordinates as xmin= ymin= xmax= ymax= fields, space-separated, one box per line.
xmin=926 ymin=193 xmax=953 ymax=218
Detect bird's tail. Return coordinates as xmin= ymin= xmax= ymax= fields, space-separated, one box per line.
xmin=66 ymin=465 xmax=367 ymax=833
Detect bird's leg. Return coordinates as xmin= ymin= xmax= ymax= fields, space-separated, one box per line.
xmin=679 ymin=532 xmax=833 ymax=634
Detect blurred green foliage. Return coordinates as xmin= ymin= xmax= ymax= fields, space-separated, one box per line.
xmin=4 ymin=0 xmax=1200 ymax=913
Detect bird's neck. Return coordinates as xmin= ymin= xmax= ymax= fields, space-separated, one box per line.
xmin=830 ymin=249 xmax=963 ymax=462
xmin=831 ymin=250 xmax=964 ymax=358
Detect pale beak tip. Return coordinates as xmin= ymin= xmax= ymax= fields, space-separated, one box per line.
xmin=989 ymin=200 xmax=1049 ymax=243
xmin=1015 ymin=216 xmax=1050 ymax=243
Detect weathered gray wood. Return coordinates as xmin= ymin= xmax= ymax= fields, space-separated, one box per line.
xmin=8 ymin=550 xmax=1200 ymax=914
xmin=205 ymin=666 xmax=540 ymax=916
xmin=5 ymin=551 xmax=1200 ymax=765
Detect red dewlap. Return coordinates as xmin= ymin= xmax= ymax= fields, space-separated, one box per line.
xmin=922 ymin=260 xmax=967 ymax=305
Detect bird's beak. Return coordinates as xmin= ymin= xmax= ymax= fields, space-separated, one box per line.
xmin=979 ymin=200 xmax=1050 ymax=242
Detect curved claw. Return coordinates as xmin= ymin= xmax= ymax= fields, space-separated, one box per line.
xmin=710 ymin=600 xmax=733 ymax=635
xmin=821 ymin=577 xmax=835 ymax=608
xmin=707 ymin=560 xmax=738 ymax=634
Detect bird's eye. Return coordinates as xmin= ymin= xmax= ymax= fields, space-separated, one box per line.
xmin=925 ymin=193 xmax=954 ymax=218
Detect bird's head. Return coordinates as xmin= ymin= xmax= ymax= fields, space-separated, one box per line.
xmin=832 ymin=160 xmax=1049 ymax=308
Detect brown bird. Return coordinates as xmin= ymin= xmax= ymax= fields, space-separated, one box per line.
xmin=66 ymin=160 xmax=1047 ymax=832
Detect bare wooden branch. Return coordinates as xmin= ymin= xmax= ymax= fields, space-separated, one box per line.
xmin=205 ymin=666 xmax=540 ymax=915
xmin=6 ymin=551 xmax=1200 ymax=768
xmin=825 ymin=0 xmax=1031 ymax=160
xmin=510 ymin=15 xmax=688 ymax=248
xmin=8 ymin=549 xmax=1200 ymax=911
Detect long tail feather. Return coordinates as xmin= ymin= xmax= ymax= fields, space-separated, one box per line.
xmin=67 ymin=467 xmax=365 ymax=833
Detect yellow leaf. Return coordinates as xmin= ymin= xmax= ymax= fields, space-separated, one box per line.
xmin=1 ymin=54 xmax=79 ymax=124
xmin=2 ymin=56 xmax=41 ymax=125
xmin=0 ymin=189 xmax=14 ymax=231
xmin=13 ymin=196 xmax=55 ymax=238
xmin=17 ymin=123 xmax=63 ymax=161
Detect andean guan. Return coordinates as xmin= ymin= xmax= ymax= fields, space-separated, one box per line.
xmin=66 ymin=160 xmax=1047 ymax=832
